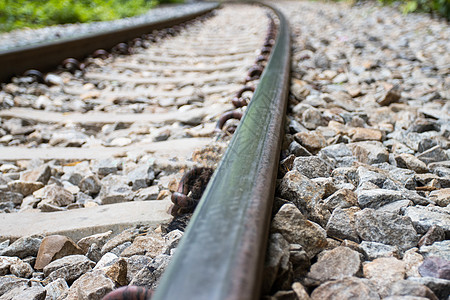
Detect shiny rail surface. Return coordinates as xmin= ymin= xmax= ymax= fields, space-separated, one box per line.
xmin=0 ymin=3 xmax=218 ymax=82
xmin=153 ymin=3 xmax=291 ymax=300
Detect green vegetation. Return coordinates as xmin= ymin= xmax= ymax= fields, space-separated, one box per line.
xmin=378 ymin=0 xmax=449 ymax=19
xmin=0 ymin=0 xmax=183 ymax=32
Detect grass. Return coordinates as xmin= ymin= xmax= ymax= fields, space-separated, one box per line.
xmin=0 ymin=0 xmax=183 ymax=33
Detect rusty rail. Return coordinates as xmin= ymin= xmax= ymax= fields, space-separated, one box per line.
xmin=153 ymin=3 xmax=291 ymax=300
xmin=0 ymin=3 xmax=219 ymax=82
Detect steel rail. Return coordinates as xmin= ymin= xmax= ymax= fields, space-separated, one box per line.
xmin=0 ymin=3 xmax=219 ymax=83
xmin=153 ymin=3 xmax=291 ymax=300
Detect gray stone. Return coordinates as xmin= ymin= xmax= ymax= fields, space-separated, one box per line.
xmin=289 ymin=244 xmax=310 ymax=279
xmin=62 ymin=162 xmax=91 ymax=186
xmin=404 ymin=206 xmax=450 ymax=236
xmin=44 ymin=278 xmax=68 ymax=300
xmin=10 ymin=260 xmax=33 ymax=278
xmin=129 ymin=254 xmax=171 ymax=289
xmin=355 ymin=208 xmax=419 ymax=251
xmin=356 ymin=166 xmax=388 ymax=188
xmin=418 ymin=226 xmax=446 ymax=247
xmin=101 ymin=227 xmax=139 ymax=254
xmin=262 ymin=233 xmax=292 ymax=294
xmin=126 ymin=163 xmax=155 ymax=191
xmin=36 ymin=185 xmax=74 ymax=209
xmin=301 ymin=107 xmax=328 ymax=130
xmin=0 ymin=275 xmax=28 ymax=297
xmin=79 ymin=174 xmax=102 ymax=195
xmin=313 ymin=52 xmax=330 ymax=69
xmin=93 ymin=252 xmax=118 ymax=271
xmin=0 ymin=256 xmax=19 ymax=276
xmin=86 ymin=243 xmax=102 ymax=263
xmin=326 ymin=207 xmax=360 ymax=242
xmin=43 ymin=255 xmax=95 ymax=284
xmin=377 ymin=200 xmax=413 ymax=214
xmin=388 ymin=167 xmax=416 ymax=190
xmin=310 ymin=277 xmax=380 ymax=300
xmin=65 ymin=270 xmax=114 ymax=300
xmin=388 ymin=280 xmax=437 ymax=300
xmin=0 ymin=236 xmax=42 ymax=258
xmin=0 ymin=191 xmax=23 ymax=205
xmin=0 ymin=285 xmax=46 ymax=300
xmin=360 ymin=241 xmax=399 ymax=260
xmin=109 ymin=241 xmax=131 ymax=256
xmin=417 ymin=146 xmax=448 ymax=165
xmin=95 ymin=158 xmax=121 ymax=176
xmin=49 ymin=130 xmax=89 ymax=147
xmin=126 ymin=255 xmax=152 ymax=283
xmin=277 ymin=170 xmax=326 ymax=224
xmin=330 ymin=166 xmax=358 ymax=187
xmin=7 ymin=181 xmax=44 ymax=197
xmin=77 ymin=231 xmax=112 ymax=254
xmin=98 ymin=175 xmax=134 ymax=205
xmin=357 ymin=189 xmax=405 ymax=209
xmin=323 ymin=189 xmax=358 ymax=211
xmin=363 ymin=257 xmax=406 ymax=297
xmin=288 ymin=141 xmax=311 ymax=157
xmin=307 ymin=246 xmax=361 ymax=282
xmin=407 ymin=277 xmax=450 ymax=300
xmin=292 ymin=156 xmax=331 ymax=179
xmin=350 ymin=141 xmax=389 ymax=164
xmin=271 ymin=204 xmax=327 ymax=258
xmin=161 ymin=229 xmax=183 ymax=255
xmin=319 ymin=143 xmax=356 ymax=168
xmin=420 ymin=241 xmax=450 ymax=261
xmin=134 ymin=185 xmax=160 ymax=201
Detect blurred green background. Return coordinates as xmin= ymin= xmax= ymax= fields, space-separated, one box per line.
xmin=0 ymin=0 xmax=448 ymax=33
xmin=0 ymin=0 xmax=183 ymax=32
xmin=378 ymin=0 xmax=449 ymax=19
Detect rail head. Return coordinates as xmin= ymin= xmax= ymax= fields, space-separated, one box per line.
xmin=153 ymin=3 xmax=291 ymax=300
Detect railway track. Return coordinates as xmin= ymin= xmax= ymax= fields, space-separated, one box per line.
xmin=1 ymin=1 xmax=447 ymax=300
xmin=0 ymin=2 xmax=290 ymax=300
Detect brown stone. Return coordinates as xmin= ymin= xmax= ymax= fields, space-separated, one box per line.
xmin=77 ymin=231 xmax=113 ymax=253
xmin=292 ymin=282 xmax=311 ymax=300
xmin=20 ymin=165 xmax=51 ymax=184
xmin=271 ymin=204 xmax=327 ymax=258
xmin=104 ymin=258 xmax=128 ymax=286
xmin=402 ymin=248 xmax=424 ymax=278
xmin=363 ymin=257 xmax=406 ymax=297
xmin=307 ymin=246 xmax=361 ymax=282
xmin=311 ymin=277 xmax=380 ymax=300
xmin=294 ymin=132 xmax=327 ymax=154
xmin=377 ymin=86 xmax=401 ymax=106
xmin=119 ymin=233 xmax=165 ymax=258
xmin=35 ymin=235 xmax=83 ymax=270
xmin=349 ymin=127 xmax=383 ymax=142
xmin=395 ymin=153 xmax=428 ymax=173
xmin=36 ymin=185 xmax=74 ymax=209
xmin=429 ymin=188 xmax=450 ymax=207
xmin=65 ymin=270 xmax=114 ymax=300
xmin=7 ymin=181 xmax=44 ymax=197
